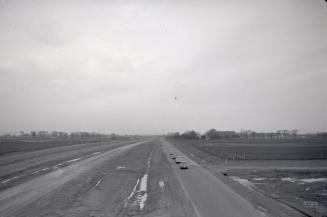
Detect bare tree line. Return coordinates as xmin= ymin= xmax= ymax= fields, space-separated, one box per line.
xmin=0 ymin=131 xmax=121 ymax=141
xmin=168 ymin=129 xmax=327 ymax=140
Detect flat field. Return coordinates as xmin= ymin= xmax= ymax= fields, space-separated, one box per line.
xmin=169 ymin=138 xmax=327 ymax=217
xmin=172 ymin=138 xmax=327 ymax=161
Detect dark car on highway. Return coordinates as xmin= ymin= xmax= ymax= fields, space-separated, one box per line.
xmin=180 ymin=163 xmax=189 ymax=169
xmin=175 ymin=157 xmax=186 ymax=164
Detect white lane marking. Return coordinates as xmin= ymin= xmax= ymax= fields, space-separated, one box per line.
xmin=32 ymin=170 xmax=41 ymax=174
xmin=53 ymin=152 xmax=101 ymax=169
xmin=65 ymin=157 xmax=82 ymax=163
xmin=1 ymin=176 xmax=19 ymax=184
xmin=32 ymin=167 xmax=50 ymax=174
xmin=54 ymin=163 xmax=64 ymax=167
xmin=127 ymin=179 xmax=140 ymax=200
xmin=147 ymin=159 xmax=151 ymax=167
xmin=95 ymin=179 xmax=102 ymax=188
xmin=253 ymin=177 xmax=266 ymax=181
xmin=159 ymin=181 xmax=164 ymax=192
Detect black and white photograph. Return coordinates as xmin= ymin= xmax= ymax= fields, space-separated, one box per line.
xmin=0 ymin=0 xmax=326 ymax=216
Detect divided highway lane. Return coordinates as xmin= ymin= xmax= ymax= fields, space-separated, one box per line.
xmin=0 ymin=139 xmax=139 ymax=187
xmin=0 ymin=140 xmax=147 ymax=217
xmin=162 ymin=138 xmax=266 ymax=217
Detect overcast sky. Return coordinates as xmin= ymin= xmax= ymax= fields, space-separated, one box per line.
xmin=0 ymin=0 xmax=326 ymax=134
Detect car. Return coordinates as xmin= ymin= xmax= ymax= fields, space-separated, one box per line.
xmin=171 ymin=156 xmax=177 ymax=159
xmin=169 ymin=153 xmax=174 ymax=156
xmin=180 ymin=163 xmax=189 ymax=169
xmin=175 ymin=158 xmax=186 ymax=164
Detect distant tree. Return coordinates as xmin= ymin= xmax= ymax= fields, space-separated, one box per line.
xmin=31 ymin=131 xmax=37 ymax=139
xmin=180 ymin=131 xmax=199 ymax=139
xmin=205 ymin=129 xmax=221 ymax=140
xmin=38 ymin=131 xmax=50 ymax=139
xmin=316 ymin=132 xmax=327 ymax=139
xmin=291 ymin=129 xmax=298 ymax=138
xmin=169 ymin=132 xmax=180 ymax=139
xmin=110 ymin=133 xmax=118 ymax=140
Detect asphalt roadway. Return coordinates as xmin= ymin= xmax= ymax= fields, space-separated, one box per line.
xmin=162 ymin=138 xmax=266 ymax=217
xmin=0 ymin=140 xmax=146 ymax=217
xmin=0 ymin=138 xmax=267 ymax=217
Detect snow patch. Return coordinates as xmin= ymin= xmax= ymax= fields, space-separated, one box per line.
xmin=301 ymin=178 xmax=327 ymax=183
xmin=159 ymin=181 xmax=164 ymax=192
xmin=281 ymin=177 xmax=327 ymax=184
xmin=139 ymin=174 xmax=148 ymax=192
xmin=253 ymin=177 xmax=266 ymax=181
xmin=230 ymin=176 xmax=254 ymax=190
xmin=281 ymin=177 xmax=297 ymax=183
xmin=126 ymin=152 xmax=152 ymax=210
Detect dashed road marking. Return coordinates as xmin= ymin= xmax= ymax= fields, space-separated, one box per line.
xmin=1 ymin=176 xmax=19 ymax=184
xmin=95 ymin=179 xmax=102 ymax=188
xmin=65 ymin=157 xmax=82 ymax=163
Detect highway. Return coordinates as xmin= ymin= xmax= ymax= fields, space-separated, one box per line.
xmin=0 ymin=138 xmax=267 ymax=217
xmin=0 ymin=139 xmax=196 ymax=217
xmin=162 ymin=138 xmax=266 ymax=217
xmin=0 ymin=141 xmax=146 ymax=217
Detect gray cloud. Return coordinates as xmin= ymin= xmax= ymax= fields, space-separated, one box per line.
xmin=0 ymin=0 xmax=326 ymax=134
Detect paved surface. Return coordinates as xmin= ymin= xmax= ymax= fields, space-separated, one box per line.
xmin=0 ymin=140 xmax=136 ymax=179
xmin=162 ymin=138 xmax=266 ymax=217
xmin=0 ymin=139 xmax=197 ymax=217
xmin=0 ymin=141 xmax=145 ymax=217
xmin=0 ymin=138 xmax=269 ymax=217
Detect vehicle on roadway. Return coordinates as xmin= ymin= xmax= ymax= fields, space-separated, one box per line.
xmin=180 ymin=163 xmax=189 ymax=169
xmin=175 ymin=157 xmax=186 ymax=164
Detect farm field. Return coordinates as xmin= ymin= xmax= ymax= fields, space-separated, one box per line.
xmin=172 ymin=138 xmax=327 ymax=161
xmin=169 ymin=138 xmax=327 ymax=217
xmin=228 ymin=169 xmax=327 ymax=216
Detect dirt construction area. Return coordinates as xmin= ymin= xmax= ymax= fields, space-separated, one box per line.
xmin=169 ymin=138 xmax=327 ymax=217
